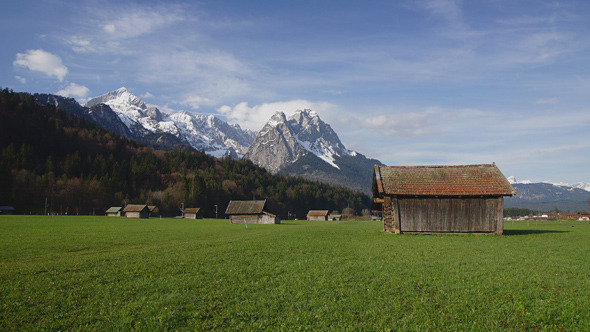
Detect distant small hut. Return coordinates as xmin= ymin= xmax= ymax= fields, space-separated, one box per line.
xmin=0 ymin=206 xmax=15 ymax=215
xmin=307 ymin=210 xmax=330 ymax=221
xmin=183 ymin=208 xmax=202 ymax=219
xmin=123 ymin=204 xmax=150 ymax=219
xmin=105 ymin=206 xmax=123 ymax=217
xmin=373 ymin=164 xmax=515 ymax=235
xmin=328 ymin=214 xmax=342 ymax=221
xmin=147 ymin=205 xmax=159 ymax=217
xmin=225 ymin=199 xmax=280 ymax=224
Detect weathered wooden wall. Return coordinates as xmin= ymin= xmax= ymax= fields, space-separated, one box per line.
xmin=383 ymin=196 xmax=503 ymax=234
xmin=397 ymin=197 xmax=503 ymax=234
xmin=125 ymin=211 xmax=149 ymax=219
xmin=230 ymin=215 xmax=259 ymax=224
xmin=260 ymin=214 xmax=280 ymax=224
xmin=230 ymin=214 xmax=279 ymax=224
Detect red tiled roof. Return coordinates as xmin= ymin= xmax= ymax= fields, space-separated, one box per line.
xmin=307 ymin=210 xmax=329 ymax=217
xmin=183 ymin=208 xmax=200 ymax=214
xmin=374 ymin=164 xmax=515 ymax=197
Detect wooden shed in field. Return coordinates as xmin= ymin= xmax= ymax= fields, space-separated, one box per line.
xmin=183 ymin=208 xmax=202 ymax=219
xmin=105 ymin=206 xmax=123 ymax=217
xmin=307 ymin=210 xmax=330 ymax=221
xmin=225 ymin=200 xmax=280 ymax=224
xmin=372 ymin=164 xmax=515 ymax=235
xmin=123 ymin=204 xmax=150 ymax=219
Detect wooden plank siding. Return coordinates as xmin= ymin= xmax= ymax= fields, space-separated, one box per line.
xmin=230 ymin=215 xmax=260 ymax=224
xmin=396 ymin=197 xmax=503 ymax=234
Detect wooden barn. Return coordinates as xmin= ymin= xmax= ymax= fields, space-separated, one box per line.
xmin=123 ymin=204 xmax=150 ymax=219
xmin=307 ymin=210 xmax=330 ymax=221
xmin=183 ymin=208 xmax=202 ymax=219
xmin=372 ymin=164 xmax=515 ymax=235
xmin=105 ymin=206 xmax=123 ymax=217
xmin=225 ymin=200 xmax=280 ymax=224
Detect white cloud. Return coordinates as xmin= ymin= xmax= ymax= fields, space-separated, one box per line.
xmin=99 ymin=7 xmax=186 ymax=39
xmin=13 ymin=49 xmax=68 ymax=81
xmin=141 ymin=92 xmax=154 ymax=99
xmin=15 ymin=76 xmax=26 ymax=84
xmin=534 ymin=97 xmax=558 ymax=105
xmin=69 ymin=37 xmax=94 ymax=53
xmin=182 ymin=95 xmax=212 ymax=110
xmin=349 ymin=112 xmax=438 ymax=137
xmin=217 ymin=100 xmax=335 ymax=131
xmin=56 ymin=83 xmax=90 ymax=99
xmin=103 ymin=24 xmax=116 ymax=33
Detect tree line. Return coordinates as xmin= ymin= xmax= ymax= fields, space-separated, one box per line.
xmin=0 ymin=88 xmax=371 ymax=218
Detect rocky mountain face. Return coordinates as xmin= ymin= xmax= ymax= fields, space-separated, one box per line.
xmin=505 ymin=177 xmax=590 ymax=211
xmin=244 ymin=109 xmax=382 ymax=193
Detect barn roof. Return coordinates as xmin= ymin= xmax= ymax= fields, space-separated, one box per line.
xmin=123 ymin=204 xmax=148 ymax=212
xmin=183 ymin=208 xmax=200 ymax=214
xmin=374 ymin=164 xmax=515 ymax=197
xmin=225 ymin=200 xmax=266 ymax=215
xmin=106 ymin=207 xmax=123 ymax=213
xmin=307 ymin=210 xmax=330 ymax=216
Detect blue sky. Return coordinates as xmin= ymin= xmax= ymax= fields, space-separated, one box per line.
xmin=2 ymin=0 xmax=589 ymax=184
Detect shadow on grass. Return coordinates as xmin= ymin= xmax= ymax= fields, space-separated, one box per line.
xmin=504 ymin=229 xmax=570 ymax=236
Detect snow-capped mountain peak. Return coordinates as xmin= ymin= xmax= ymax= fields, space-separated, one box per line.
xmin=83 ymin=88 xmax=254 ymax=158
xmin=245 ymin=109 xmax=353 ymax=172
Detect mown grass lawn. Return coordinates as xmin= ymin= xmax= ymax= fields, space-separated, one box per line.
xmin=1 ymin=215 xmax=589 ymax=330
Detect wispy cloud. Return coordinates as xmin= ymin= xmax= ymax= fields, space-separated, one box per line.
xmin=341 ymin=112 xmax=439 ymax=137
xmin=67 ymin=3 xmax=190 ymax=54
xmin=534 ymin=97 xmax=558 ymax=105
xmin=13 ymin=49 xmax=68 ymax=81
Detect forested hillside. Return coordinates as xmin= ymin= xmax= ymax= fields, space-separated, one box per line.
xmin=0 ymin=88 xmax=370 ymax=218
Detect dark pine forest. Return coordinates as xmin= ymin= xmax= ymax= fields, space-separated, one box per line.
xmin=0 ymin=88 xmax=370 ymax=218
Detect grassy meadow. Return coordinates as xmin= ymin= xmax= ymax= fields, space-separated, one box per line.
xmin=1 ymin=216 xmax=589 ymax=330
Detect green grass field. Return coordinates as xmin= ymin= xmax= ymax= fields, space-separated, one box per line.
xmin=1 ymin=216 xmax=589 ymax=330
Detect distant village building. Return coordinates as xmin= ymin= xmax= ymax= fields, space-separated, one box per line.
xmin=328 ymin=214 xmax=342 ymax=221
xmin=147 ymin=205 xmax=159 ymax=217
xmin=105 ymin=207 xmax=123 ymax=217
xmin=307 ymin=210 xmax=329 ymax=221
xmin=372 ymin=164 xmax=515 ymax=235
xmin=225 ymin=200 xmax=280 ymax=224
xmin=183 ymin=208 xmax=202 ymax=219
xmin=0 ymin=206 xmax=15 ymax=215
xmin=123 ymin=204 xmax=150 ymax=219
